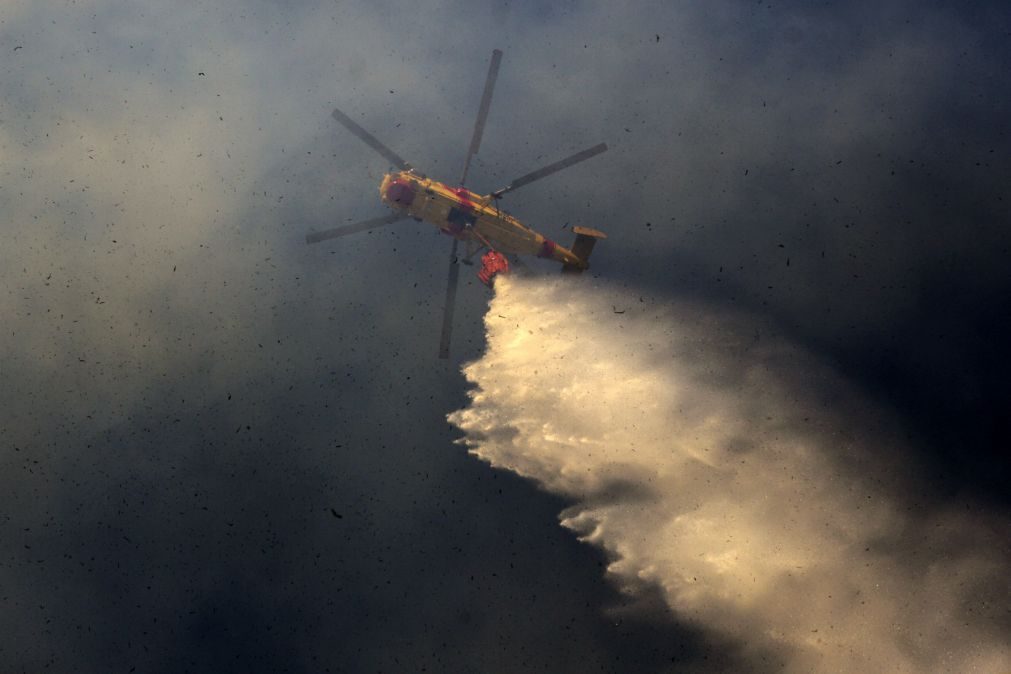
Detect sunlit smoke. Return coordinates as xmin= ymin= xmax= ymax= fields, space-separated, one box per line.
xmin=449 ymin=275 xmax=1010 ymax=673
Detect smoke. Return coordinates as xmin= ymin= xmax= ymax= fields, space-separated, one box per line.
xmin=449 ymin=275 xmax=1010 ymax=673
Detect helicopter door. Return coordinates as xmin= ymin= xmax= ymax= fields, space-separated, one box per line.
xmin=446 ymin=206 xmax=475 ymax=234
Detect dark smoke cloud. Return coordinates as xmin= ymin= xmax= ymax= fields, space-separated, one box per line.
xmin=1 ymin=0 xmax=1008 ymax=671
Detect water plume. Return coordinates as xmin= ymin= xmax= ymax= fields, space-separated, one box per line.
xmin=449 ymin=275 xmax=1009 ymax=672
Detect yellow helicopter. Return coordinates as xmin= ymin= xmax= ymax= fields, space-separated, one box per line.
xmin=306 ymin=49 xmax=607 ymax=357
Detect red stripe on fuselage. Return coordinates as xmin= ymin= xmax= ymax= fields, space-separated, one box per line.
xmin=451 ymin=186 xmax=476 ymax=214
xmin=538 ymin=239 xmax=556 ymax=258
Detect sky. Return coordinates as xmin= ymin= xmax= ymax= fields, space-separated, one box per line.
xmin=0 ymin=0 xmax=1008 ymax=672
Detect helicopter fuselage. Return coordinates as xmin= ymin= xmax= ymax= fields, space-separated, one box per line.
xmin=378 ymin=171 xmax=585 ymax=269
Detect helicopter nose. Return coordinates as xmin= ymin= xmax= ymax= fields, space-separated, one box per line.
xmin=385 ymin=180 xmax=416 ymax=207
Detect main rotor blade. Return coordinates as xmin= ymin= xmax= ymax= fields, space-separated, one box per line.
xmin=438 ymin=239 xmax=461 ymax=359
xmin=459 ymin=49 xmax=503 ymax=186
xmin=491 ymin=142 xmax=608 ymax=198
xmin=331 ymin=107 xmax=413 ymax=171
xmin=305 ymin=212 xmax=406 ymax=244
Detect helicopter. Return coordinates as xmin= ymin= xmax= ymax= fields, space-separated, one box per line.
xmin=306 ymin=49 xmax=608 ymax=358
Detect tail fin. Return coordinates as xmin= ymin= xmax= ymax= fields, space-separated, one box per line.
xmin=563 ymin=226 xmax=607 ymax=273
